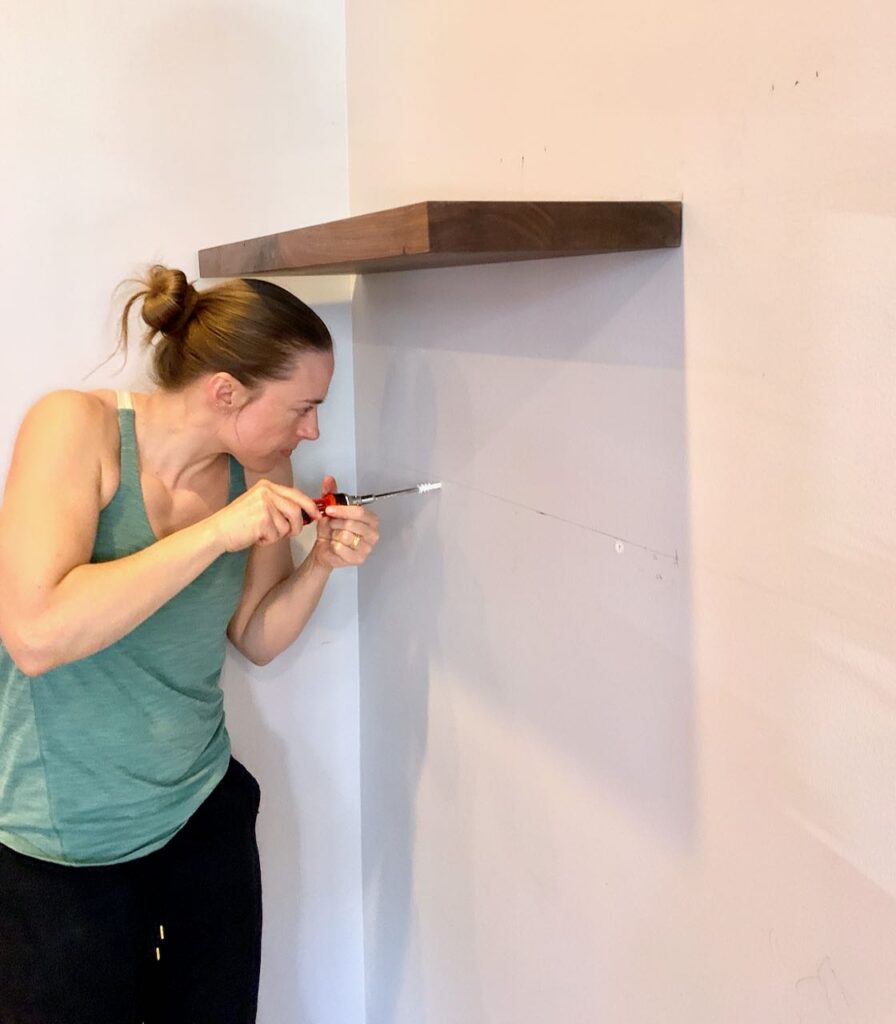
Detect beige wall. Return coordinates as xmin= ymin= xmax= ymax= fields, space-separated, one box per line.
xmin=347 ymin=2 xmax=896 ymax=1022
xmin=1 ymin=5 xmax=363 ymax=1022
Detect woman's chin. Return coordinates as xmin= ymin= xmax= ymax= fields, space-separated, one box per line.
xmin=242 ymin=452 xmax=284 ymax=474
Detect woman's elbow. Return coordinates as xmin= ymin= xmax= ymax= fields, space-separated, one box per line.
xmin=227 ymin=631 xmax=273 ymax=668
xmin=4 ymin=638 xmax=55 ymax=677
xmin=243 ymin=642 xmax=276 ymax=667
xmin=1 ymin=621 xmax=58 ymax=677
xmin=239 ymin=649 xmax=275 ymax=668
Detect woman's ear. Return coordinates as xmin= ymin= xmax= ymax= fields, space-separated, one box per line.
xmin=206 ymin=372 xmax=250 ymax=412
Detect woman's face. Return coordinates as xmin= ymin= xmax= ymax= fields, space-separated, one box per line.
xmin=228 ymin=351 xmax=335 ymax=472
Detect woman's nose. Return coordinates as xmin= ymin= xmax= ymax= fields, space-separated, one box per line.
xmin=298 ymin=412 xmax=319 ymax=441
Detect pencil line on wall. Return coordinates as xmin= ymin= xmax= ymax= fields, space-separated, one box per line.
xmin=434 ymin=475 xmax=679 ymax=564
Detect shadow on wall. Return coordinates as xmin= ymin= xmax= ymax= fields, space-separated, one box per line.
xmin=221 ymin=603 xmax=358 ymax=1024
xmin=218 ymin=288 xmax=359 ymax=1024
xmin=353 ymin=247 xmax=694 ymax=1023
xmin=215 ymin=673 xmax=310 ymax=1023
xmin=357 ymin=356 xmax=447 ymax=1024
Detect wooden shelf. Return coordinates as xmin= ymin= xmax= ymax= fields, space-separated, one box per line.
xmin=198 ymin=200 xmax=682 ymax=277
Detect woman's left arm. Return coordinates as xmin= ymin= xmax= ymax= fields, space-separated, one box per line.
xmin=227 ymin=459 xmax=378 ymax=666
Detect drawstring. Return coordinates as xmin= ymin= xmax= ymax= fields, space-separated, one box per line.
xmin=139 ymin=855 xmax=166 ymax=1022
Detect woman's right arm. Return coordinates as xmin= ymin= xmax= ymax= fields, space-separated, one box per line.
xmin=0 ymin=391 xmax=316 ymax=677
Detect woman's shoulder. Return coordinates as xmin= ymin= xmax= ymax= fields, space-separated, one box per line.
xmin=18 ymin=390 xmax=124 ymax=502
xmin=22 ymin=389 xmax=119 ymax=443
xmin=25 ymin=387 xmax=115 ymax=411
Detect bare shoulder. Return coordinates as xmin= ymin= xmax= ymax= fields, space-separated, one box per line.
xmin=11 ymin=390 xmax=121 ymax=501
xmin=18 ymin=389 xmax=113 ymax=441
xmin=0 ymin=392 xmax=119 ymax=629
xmin=243 ymin=456 xmax=294 ymax=489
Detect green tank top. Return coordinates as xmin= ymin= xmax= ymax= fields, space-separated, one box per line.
xmin=0 ymin=392 xmax=249 ymax=865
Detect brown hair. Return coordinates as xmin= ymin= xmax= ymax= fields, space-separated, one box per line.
xmin=115 ymin=265 xmax=332 ymax=390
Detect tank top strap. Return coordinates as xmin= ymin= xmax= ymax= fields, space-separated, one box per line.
xmin=114 ymin=392 xmax=141 ymax=499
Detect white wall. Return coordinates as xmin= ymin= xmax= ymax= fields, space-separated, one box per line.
xmin=1 ymin=4 xmax=363 ymax=1022
xmin=221 ymin=278 xmax=363 ymax=1024
xmin=346 ymin=2 xmax=896 ymax=1022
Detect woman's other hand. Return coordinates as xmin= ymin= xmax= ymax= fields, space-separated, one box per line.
xmin=311 ymin=476 xmax=380 ymax=570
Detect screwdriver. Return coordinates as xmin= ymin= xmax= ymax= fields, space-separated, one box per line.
xmin=301 ymin=481 xmax=442 ymax=524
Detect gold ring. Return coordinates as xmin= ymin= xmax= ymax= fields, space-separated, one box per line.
xmin=351 ymin=533 xmax=361 ymax=550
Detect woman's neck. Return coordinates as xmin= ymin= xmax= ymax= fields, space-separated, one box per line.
xmin=133 ymin=387 xmax=228 ymax=487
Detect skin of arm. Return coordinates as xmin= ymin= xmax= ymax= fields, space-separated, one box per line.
xmin=227 ymin=458 xmax=334 ymax=667
xmin=226 ymin=460 xmax=380 ymax=666
xmin=0 ymin=392 xmax=372 ymax=675
xmin=0 ymin=391 xmax=229 ymax=676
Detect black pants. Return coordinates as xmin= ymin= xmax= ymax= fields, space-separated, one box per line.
xmin=0 ymin=757 xmax=263 ymax=1024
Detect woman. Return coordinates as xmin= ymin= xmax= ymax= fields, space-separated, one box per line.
xmin=0 ymin=266 xmax=379 ymax=1023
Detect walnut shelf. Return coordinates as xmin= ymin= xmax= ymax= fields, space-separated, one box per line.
xmin=198 ymin=200 xmax=681 ymax=277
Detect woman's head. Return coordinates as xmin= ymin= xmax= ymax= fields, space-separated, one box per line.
xmin=116 ymin=265 xmax=335 ymax=470
xmin=118 ymin=265 xmax=333 ymax=391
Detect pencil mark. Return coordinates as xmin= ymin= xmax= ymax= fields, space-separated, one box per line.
xmin=437 ymin=476 xmax=678 ymax=563
xmin=795 ymin=957 xmax=854 ymax=1014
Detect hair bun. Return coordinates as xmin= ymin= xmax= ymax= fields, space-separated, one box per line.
xmin=141 ymin=265 xmax=198 ymax=335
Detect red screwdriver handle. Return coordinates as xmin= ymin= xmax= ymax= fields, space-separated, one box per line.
xmin=301 ymin=492 xmax=350 ymax=524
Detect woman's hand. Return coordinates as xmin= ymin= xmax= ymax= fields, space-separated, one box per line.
xmin=211 ymin=479 xmax=322 ymax=552
xmin=311 ymin=476 xmax=380 ymax=570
